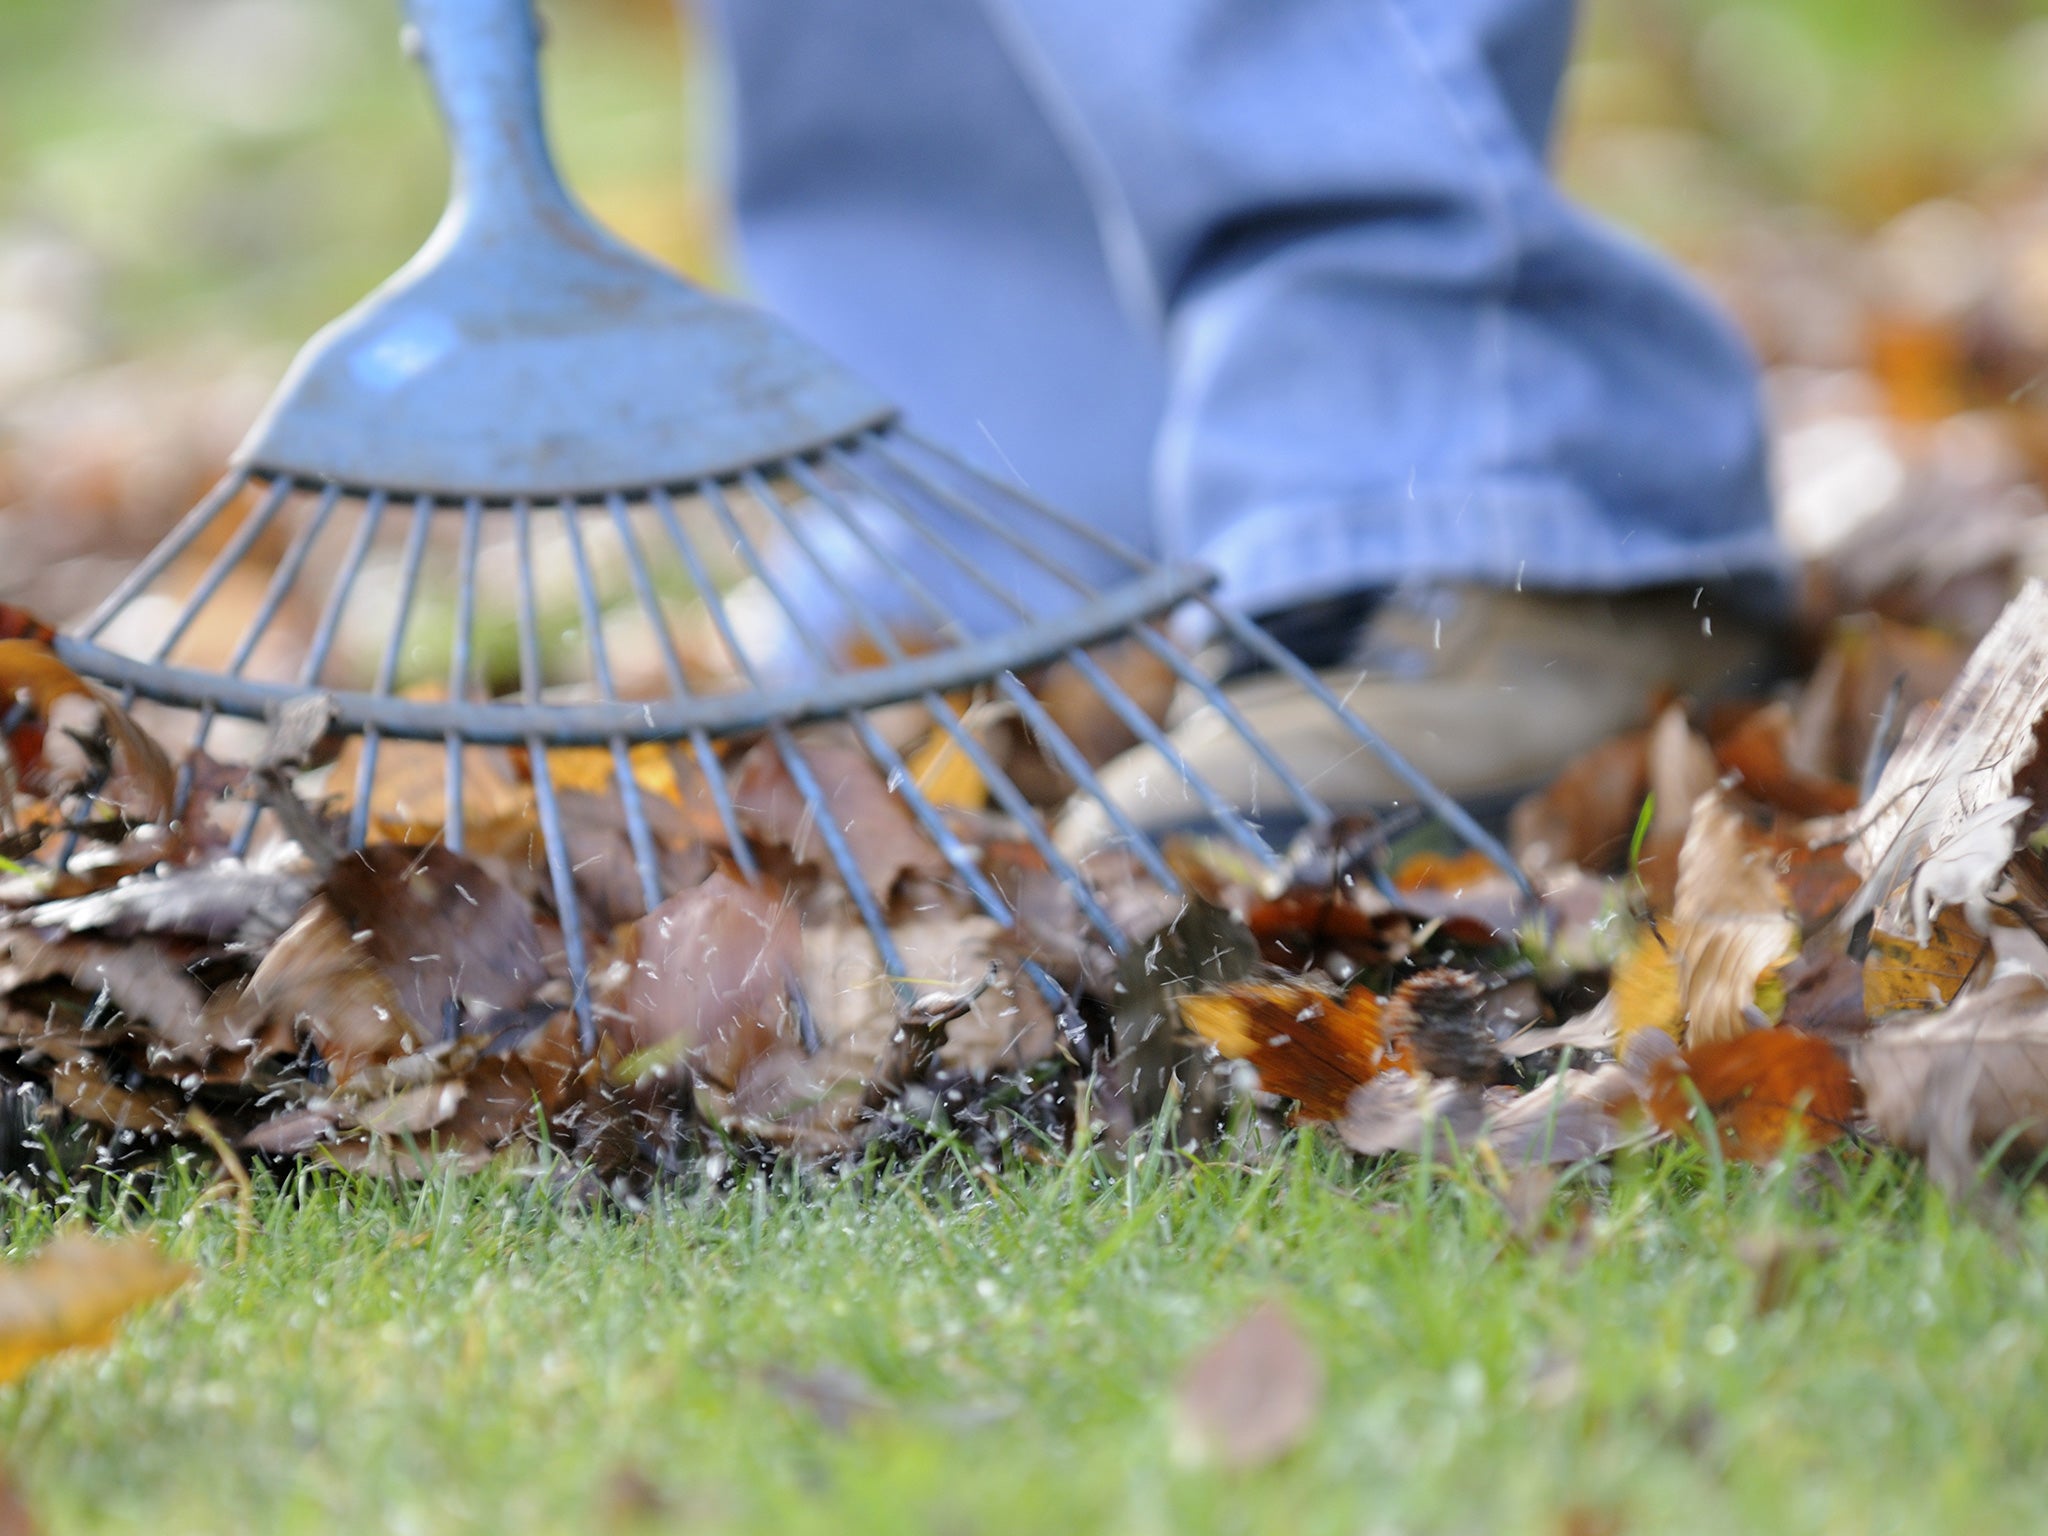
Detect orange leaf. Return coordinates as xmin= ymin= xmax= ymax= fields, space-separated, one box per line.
xmin=1179 ymin=983 xmax=1401 ymax=1120
xmin=1863 ymin=905 xmax=1987 ymax=1020
xmin=1390 ymin=849 xmax=1503 ymax=894
xmin=1644 ymin=1029 xmax=1857 ymax=1162
xmin=0 ymin=1235 xmax=192 ymax=1384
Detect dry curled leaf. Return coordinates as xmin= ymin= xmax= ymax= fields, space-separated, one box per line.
xmin=0 ymin=1234 xmax=192 ymax=1383
xmin=1173 ymin=1301 xmax=1324 ymax=1472
xmin=1673 ymin=789 xmax=1800 ymax=1045
xmin=1850 ymin=581 xmax=2048 ymax=940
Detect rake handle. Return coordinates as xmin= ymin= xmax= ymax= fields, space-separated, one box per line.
xmin=404 ymin=0 xmax=577 ymax=232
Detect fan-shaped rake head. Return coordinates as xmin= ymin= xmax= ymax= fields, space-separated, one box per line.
xmin=49 ymin=0 xmax=1529 ymax=1051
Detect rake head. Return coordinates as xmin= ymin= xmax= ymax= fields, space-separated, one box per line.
xmin=52 ymin=0 xmax=1525 ymax=1048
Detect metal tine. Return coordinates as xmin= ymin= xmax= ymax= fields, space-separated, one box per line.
xmin=444 ymin=496 xmax=484 ymax=855
xmin=223 ymin=483 xmax=345 ymax=681
xmin=229 ymin=486 xmax=391 ymax=857
xmin=849 ymin=442 xmax=1332 ymax=843
xmin=718 ymin=469 xmax=1096 ymax=945
xmin=892 ymin=430 xmax=1154 ymax=572
xmin=793 ymin=455 xmax=1184 ymax=897
xmin=76 ymin=469 xmax=252 ymax=640
xmin=609 ymin=490 xmax=759 ymax=884
xmin=557 ymin=497 xmax=664 ymax=915
xmin=884 ymin=433 xmax=1530 ymax=892
xmin=752 ymin=463 xmax=1131 ymax=947
xmin=346 ymin=495 xmax=435 ymax=849
xmin=662 ymin=484 xmax=1071 ymax=1018
xmin=146 ymin=476 xmax=297 ymax=666
xmin=1201 ymin=600 xmax=1535 ymax=903
xmin=513 ymin=497 xmax=595 ymax=1044
xmin=299 ymin=489 xmax=390 ymax=688
xmin=816 ymin=453 xmax=1194 ymax=876
xmin=676 ymin=479 xmax=959 ymax=1002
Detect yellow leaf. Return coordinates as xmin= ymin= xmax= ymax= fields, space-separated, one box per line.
xmin=1864 ymin=905 xmax=1987 ymax=1019
xmin=1610 ymin=930 xmax=1683 ymax=1044
xmin=904 ymin=732 xmax=988 ymax=812
xmin=0 ymin=1235 xmax=192 ymax=1383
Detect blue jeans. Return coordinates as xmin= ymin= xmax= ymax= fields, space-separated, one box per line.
xmin=706 ymin=0 xmax=1781 ymax=640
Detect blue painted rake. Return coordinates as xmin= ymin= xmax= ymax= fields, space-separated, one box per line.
xmin=55 ymin=0 xmax=1523 ymax=1046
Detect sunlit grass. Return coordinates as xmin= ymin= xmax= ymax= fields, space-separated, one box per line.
xmin=0 ymin=1139 xmax=2044 ymax=1534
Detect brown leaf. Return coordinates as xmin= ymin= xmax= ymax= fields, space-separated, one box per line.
xmin=1509 ymin=727 xmax=1649 ymax=875
xmin=1639 ymin=1028 xmax=1857 ymax=1162
xmin=1863 ymin=905 xmax=1988 ymax=1020
xmin=1241 ymin=889 xmax=1415 ymax=974
xmin=1338 ymin=1068 xmax=1628 ymax=1164
xmin=241 ymin=901 xmax=424 ymax=1082
xmin=1712 ymin=702 xmax=1861 ymax=818
xmin=323 ymin=845 xmax=549 ymax=1029
xmin=729 ymin=728 xmax=945 ymax=901
xmin=1858 ymin=973 xmax=2048 ymax=1193
xmin=1173 ymin=1301 xmax=1324 ymax=1472
xmin=0 ymin=639 xmax=173 ymax=824
xmin=0 ymin=1234 xmax=192 ymax=1383
xmin=1673 ymin=789 xmax=1800 ymax=1045
xmin=46 ymin=1057 xmax=185 ymax=1134
xmin=1179 ymin=983 xmax=1399 ymax=1121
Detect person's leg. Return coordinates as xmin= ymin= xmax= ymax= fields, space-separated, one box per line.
xmin=975 ymin=0 xmax=1783 ymax=619
xmin=702 ymin=0 xmax=1168 ymax=666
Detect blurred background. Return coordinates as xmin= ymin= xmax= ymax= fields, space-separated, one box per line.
xmin=1 ymin=0 xmax=2045 ymax=631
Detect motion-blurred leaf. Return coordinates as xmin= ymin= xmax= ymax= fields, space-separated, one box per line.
xmin=0 ymin=1234 xmax=191 ymax=1383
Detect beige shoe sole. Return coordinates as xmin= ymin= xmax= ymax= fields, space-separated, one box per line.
xmin=1054 ymin=586 xmax=1778 ymax=855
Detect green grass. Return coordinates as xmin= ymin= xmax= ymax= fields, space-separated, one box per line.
xmin=1 ymin=1139 xmax=2044 ymax=1534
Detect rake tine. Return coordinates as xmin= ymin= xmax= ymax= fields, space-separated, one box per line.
xmin=689 ymin=478 xmax=1011 ymax=979
xmin=559 ymin=497 xmax=664 ymax=915
xmin=869 ymin=435 xmax=1519 ymax=888
xmin=511 ymin=497 xmax=596 ymax=1043
xmin=1204 ymin=597 xmax=1533 ymax=903
xmin=76 ymin=469 xmax=253 ymax=640
xmin=843 ymin=445 xmax=1335 ymax=832
xmin=609 ymin=490 xmax=759 ymax=884
xmin=147 ymin=475 xmax=298 ymax=666
xmin=299 ymin=489 xmax=389 ymax=688
xmin=742 ymin=466 xmax=1128 ymax=947
xmin=346 ymin=494 xmax=435 ymax=850
xmin=445 ymin=495 xmax=485 ymax=855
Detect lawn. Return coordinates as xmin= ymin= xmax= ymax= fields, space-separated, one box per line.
xmin=2 ymin=1142 xmax=2042 ymax=1534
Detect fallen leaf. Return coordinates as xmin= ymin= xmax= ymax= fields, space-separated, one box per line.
xmin=1863 ymin=904 xmax=1988 ymax=1019
xmin=46 ymin=1057 xmax=184 ymax=1135
xmin=1849 ymin=581 xmax=2048 ymax=940
xmin=1173 ymin=1301 xmax=1324 ymax=1472
xmin=1382 ymin=967 xmax=1500 ymax=1086
xmin=1713 ymin=702 xmax=1861 ymax=818
xmin=1638 ymin=1028 xmax=1856 ymax=1162
xmin=1509 ymin=727 xmax=1649 ymax=875
xmin=1673 ymin=789 xmax=1800 ymax=1045
xmin=0 ymin=1234 xmax=192 ymax=1383
xmin=1607 ymin=930 xmax=1684 ymax=1044
xmin=1858 ymin=972 xmax=2048 ymax=1194
xmin=729 ymin=728 xmax=946 ymax=901
xmin=323 ymin=845 xmax=549 ymax=1031
xmin=1179 ymin=983 xmax=1397 ymax=1121
xmin=0 ymin=639 xmax=173 ymax=825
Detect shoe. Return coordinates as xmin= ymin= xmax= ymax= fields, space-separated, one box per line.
xmin=1053 ymin=582 xmax=1785 ymax=851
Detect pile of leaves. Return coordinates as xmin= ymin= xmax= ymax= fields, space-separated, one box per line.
xmin=6 ymin=558 xmax=2048 ymax=1202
